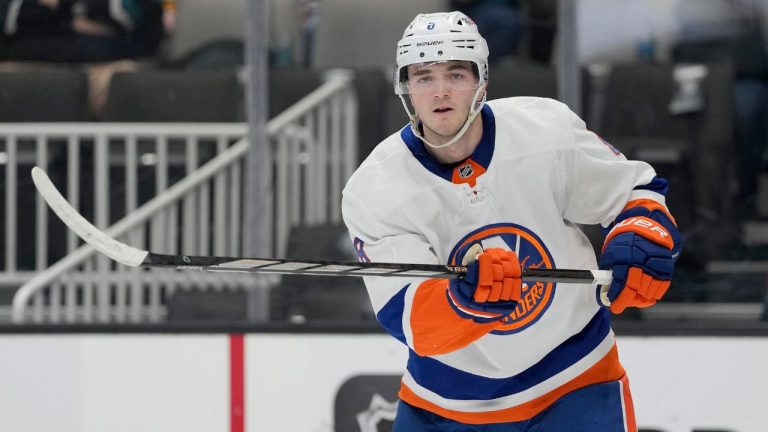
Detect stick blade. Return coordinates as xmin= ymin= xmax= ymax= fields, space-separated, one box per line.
xmin=31 ymin=166 xmax=148 ymax=267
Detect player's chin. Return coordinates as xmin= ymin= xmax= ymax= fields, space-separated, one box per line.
xmin=425 ymin=119 xmax=463 ymax=137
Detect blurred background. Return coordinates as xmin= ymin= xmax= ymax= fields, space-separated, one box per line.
xmin=0 ymin=0 xmax=767 ymax=431
xmin=1 ymin=0 xmax=766 ymax=326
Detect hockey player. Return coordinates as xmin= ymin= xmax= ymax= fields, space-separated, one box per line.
xmin=342 ymin=11 xmax=681 ymax=432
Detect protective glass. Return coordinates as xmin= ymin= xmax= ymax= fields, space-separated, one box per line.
xmin=395 ymin=61 xmax=480 ymax=95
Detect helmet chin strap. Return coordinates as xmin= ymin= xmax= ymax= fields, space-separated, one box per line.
xmin=400 ymin=86 xmax=486 ymax=150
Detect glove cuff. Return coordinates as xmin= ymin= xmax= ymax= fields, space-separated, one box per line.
xmin=446 ymin=287 xmax=504 ymax=323
xmin=603 ymin=216 xmax=674 ymax=251
xmin=605 ymin=200 xmax=681 ymax=257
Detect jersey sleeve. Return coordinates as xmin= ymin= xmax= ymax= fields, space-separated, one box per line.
xmin=342 ymin=191 xmax=501 ymax=357
xmin=561 ymin=107 xmax=672 ymax=227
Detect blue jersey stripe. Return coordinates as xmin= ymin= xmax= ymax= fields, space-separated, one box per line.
xmin=405 ymin=308 xmax=611 ymax=400
xmin=375 ymin=284 xmax=410 ymax=345
xmin=634 ymin=176 xmax=669 ymax=196
xmin=400 ymin=104 xmax=496 ymax=182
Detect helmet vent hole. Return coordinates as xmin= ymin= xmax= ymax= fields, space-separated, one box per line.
xmin=419 ymin=52 xmax=425 ymax=58
xmin=437 ymin=50 xmax=443 ymax=56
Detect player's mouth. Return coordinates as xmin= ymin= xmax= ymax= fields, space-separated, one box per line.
xmin=433 ymin=107 xmax=453 ymax=114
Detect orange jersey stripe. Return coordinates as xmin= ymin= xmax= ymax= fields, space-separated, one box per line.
xmin=623 ymin=198 xmax=676 ymax=226
xmin=399 ymin=343 xmax=626 ymax=424
xmin=603 ymin=216 xmax=674 ymax=251
xmin=410 ymin=279 xmax=500 ymax=356
xmin=620 ymin=375 xmax=637 ymax=432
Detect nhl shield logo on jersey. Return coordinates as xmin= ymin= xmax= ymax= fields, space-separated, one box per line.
xmin=449 ymin=223 xmax=556 ymax=334
xmin=457 ymin=163 xmax=474 ymax=179
xmin=451 ymin=158 xmax=486 ymax=187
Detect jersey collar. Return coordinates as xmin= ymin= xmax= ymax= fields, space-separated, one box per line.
xmin=400 ymin=104 xmax=495 ymax=186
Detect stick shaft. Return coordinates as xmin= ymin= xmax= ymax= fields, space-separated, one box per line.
xmin=31 ymin=166 xmax=613 ymax=285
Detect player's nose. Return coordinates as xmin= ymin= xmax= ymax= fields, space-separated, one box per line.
xmin=432 ymin=78 xmax=451 ymax=97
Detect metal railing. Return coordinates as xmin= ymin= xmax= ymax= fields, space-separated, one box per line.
xmin=0 ymin=123 xmax=246 ymax=287
xmin=10 ymin=70 xmax=358 ymax=323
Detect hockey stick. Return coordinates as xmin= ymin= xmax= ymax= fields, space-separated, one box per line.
xmin=31 ymin=166 xmax=613 ymax=287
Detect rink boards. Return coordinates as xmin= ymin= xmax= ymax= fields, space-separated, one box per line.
xmin=0 ymin=331 xmax=765 ymax=432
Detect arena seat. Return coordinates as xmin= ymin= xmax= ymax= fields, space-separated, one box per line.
xmin=271 ymin=224 xmax=373 ymax=323
xmin=174 ymin=39 xmax=245 ymax=70
xmin=268 ymin=66 xmax=324 ymax=118
xmin=105 ymin=66 xmax=329 ymax=122
xmin=0 ymin=68 xmax=90 ymax=271
xmin=104 ymin=68 xmax=244 ymax=122
xmin=487 ymin=61 xmax=558 ymax=100
xmin=591 ymin=62 xmax=736 ymax=265
xmin=0 ymin=69 xmax=88 ymax=121
xmin=351 ymin=67 xmax=399 ymax=160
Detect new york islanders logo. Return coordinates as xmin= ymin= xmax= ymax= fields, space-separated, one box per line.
xmin=449 ymin=223 xmax=556 ymax=334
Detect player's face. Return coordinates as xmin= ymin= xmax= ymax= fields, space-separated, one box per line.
xmin=406 ymin=61 xmax=482 ymax=139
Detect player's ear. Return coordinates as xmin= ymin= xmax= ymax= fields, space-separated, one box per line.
xmin=477 ymin=83 xmax=488 ymax=103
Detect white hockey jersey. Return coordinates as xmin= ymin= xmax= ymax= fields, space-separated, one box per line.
xmin=341 ymin=97 xmax=668 ymax=424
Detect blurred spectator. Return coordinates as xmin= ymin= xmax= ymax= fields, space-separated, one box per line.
xmin=0 ymin=0 xmax=170 ymax=62
xmin=519 ymin=0 xmax=556 ymax=64
xmin=0 ymin=0 xmax=176 ymax=119
xmin=298 ymin=0 xmax=319 ymax=67
xmin=673 ymin=0 xmax=768 ymax=220
xmin=450 ymin=0 xmax=522 ymax=64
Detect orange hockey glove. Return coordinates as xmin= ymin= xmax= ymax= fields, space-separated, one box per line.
xmin=447 ymin=247 xmax=523 ymax=322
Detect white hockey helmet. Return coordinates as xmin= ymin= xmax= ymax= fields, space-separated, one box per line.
xmin=394 ymin=12 xmax=490 ymax=149
xmin=394 ymin=11 xmax=489 ymax=95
